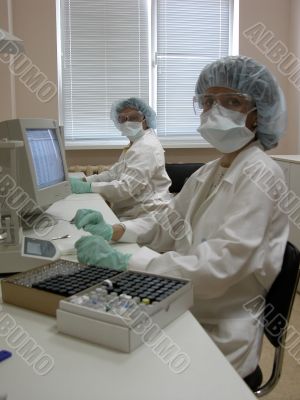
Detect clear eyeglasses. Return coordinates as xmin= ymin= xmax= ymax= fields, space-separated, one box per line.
xmin=193 ymin=93 xmax=254 ymax=114
xmin=117 ymin=110 xmax=144 ymax=123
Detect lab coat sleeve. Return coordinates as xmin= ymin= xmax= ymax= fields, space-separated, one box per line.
xmin=85 ymin=162 xmax=120 ymax=183
xmin=128 ymin=170 xmax=288 ymax=299
xmin=120 ymin=209 xmax=175 ymax=252
xmin=89 ymin=146 xmax=158 ymax=202
xmin=121 ymin=176 xmax=197 ymax=251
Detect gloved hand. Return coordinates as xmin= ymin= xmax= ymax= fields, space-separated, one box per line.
xmin=70 ymin=178 xmax=92 ymax=194
xmin=75 ymin=235 xmax=131 ymax=271
xmin=73 ymin=209 xmax=113 ymax=241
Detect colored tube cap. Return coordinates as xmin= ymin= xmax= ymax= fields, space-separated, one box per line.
xmin=0 ymin=350 xmax=12 ymax=362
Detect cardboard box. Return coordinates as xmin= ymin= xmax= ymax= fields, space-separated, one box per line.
xmin=2 ymin=261 xmax=194 ymax=352
xmin=1 ymin=263 xmax=66 ymax=316
xmin=57 ymin=273 xmax=193 ymax=352
xmin=1 ymin=260 xmax=119 ymax=316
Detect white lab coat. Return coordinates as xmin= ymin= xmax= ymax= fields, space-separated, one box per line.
xmin=86 ymin=129 xmax=172 ymax=220
xmin=122 ymin=143 xmax=289 ymax=377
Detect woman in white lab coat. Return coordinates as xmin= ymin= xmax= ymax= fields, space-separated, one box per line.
xmin=70 ymin=97 xmax=172 ymax=220
xmin=74 ymin=56 xmax=289 ymax=379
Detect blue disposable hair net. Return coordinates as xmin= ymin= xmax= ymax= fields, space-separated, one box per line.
xmin=195 ymin=56 xmax=287 ymax=150
xmin=110 ymin=97 xmax=157 ymax=129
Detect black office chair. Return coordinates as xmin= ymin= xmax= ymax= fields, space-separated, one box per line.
xmin=165 ymin=163 xmax=204 ymax=193
xmin=244 ymin=241 xmax=300 ymax=397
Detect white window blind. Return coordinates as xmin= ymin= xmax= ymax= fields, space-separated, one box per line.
xmin=59 ymin=0 xmax=232 ymax=145
xmin=61 ymin=0 xmax=149 ymax=141
xmin=156 ymin=0 xmax=230 ymax=137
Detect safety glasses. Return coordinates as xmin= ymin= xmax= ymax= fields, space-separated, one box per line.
xmin=117 ymin=110 xmax=144 ymax=124
xmin=193 ymin=93 xmax=254 ymax=114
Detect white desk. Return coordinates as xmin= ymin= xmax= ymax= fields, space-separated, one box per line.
xmin=0 ymin=298 xmax=256 ymax=400
xmin=0 ymin=194 xmax=139 ymax=273
xmin=34 ymin=193 xmax=140 ymax=258
xmin=0 ymin=193 xmax=256 ymax=399
xmin=46 ymin=193 xmax=119 ymax=225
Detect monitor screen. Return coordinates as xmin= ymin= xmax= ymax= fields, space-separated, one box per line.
xmin=26 ymin=129 xmax=65 ymax=189
xmin=0 ymin=118 xmax=71 ymax=212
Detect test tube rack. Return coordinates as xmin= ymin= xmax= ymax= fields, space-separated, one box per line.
xmin=1 ymin=259 xmax=119 ymax=316
xmin=57 ymin=270 xmax=193 ymax=352
xmin=1 ymin=259 xmax=193 ymax=352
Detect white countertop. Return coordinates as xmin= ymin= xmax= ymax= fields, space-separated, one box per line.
xmin=0 ymin=299 xmax=255 ymax=400
xmin=271 ymin=154 xmax=300 ymax=163
xmin=0 ymin=193 xmax=256 ymax=399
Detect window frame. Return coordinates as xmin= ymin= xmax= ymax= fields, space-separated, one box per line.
xmin=56 ymin=0 xmax=239 ymax=150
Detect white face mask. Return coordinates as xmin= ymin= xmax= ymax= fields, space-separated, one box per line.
xmin=197 ymin=104 xmax=256 ymax=153
xmin=119 ymin=121 xmax=145 ymax=141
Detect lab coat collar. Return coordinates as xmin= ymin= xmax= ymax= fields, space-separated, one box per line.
xmin=222 ymin=142 xmax=263 ymax=184
xmin=132 ymin=128 xmax=153 ymax=142
xmin=194 ymin=159 xmax=222 ymax=183
xmin=184 ymin=142 xmax=263 ymax=246
xmin=125 ymin=128 xmax=152 ymax=148
xmin=195 ymin=142 xmax=262 ymax=185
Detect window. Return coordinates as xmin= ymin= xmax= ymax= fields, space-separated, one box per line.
xmin=155 ymin=0 xmax=231 ymax=139
xmin=58 ymin=0 xmax=149 ymax=143
xmin=58 ymin=0 xmax=235 ymax=147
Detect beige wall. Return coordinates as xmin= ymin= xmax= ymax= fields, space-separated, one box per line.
xmin=0 ymin=0 xmax=58 ymax=120
xmin=0 ymin=0 xmax=299 ymax=167
xmin=0 ymin=0 xmax=13 ymax=121
xmin=65 ymin=147 xmax=221 ymax=167
xmin=239 ymin=0 xmax=292 ymax=155
xmin=12 ymin=0 xmax=58 ymax=119
xmin=287 ymin=0 xmax=300 ymax=153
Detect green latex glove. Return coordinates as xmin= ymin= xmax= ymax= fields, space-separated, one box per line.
xmin=73 ymin=209 xmax=113 ymax=241
xmin=70 ymin=178 xmax=92 ymax=194
xmin=75 ymin=235 xmax=131 ymax=271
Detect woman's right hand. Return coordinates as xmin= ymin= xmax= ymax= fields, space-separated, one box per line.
xmin=73 ymin=209 xmax=113 ymax=241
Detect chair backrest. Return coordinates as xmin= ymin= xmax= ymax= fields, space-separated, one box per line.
xmin=247 ymin=241 xmax=300 ymax=397
xmin=165 ymin=163 xmax=204 ymax=193
xmin=264 ymin=241 xmax=300 ymax=347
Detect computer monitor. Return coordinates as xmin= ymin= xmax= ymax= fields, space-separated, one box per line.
xmin=0 ymin=119 xmax=72 ymax=272
xmin=0 ymin=118 xmax=71 ymax=213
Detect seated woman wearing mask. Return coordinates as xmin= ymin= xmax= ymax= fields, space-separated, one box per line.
xmin=73 ymin=56 xmax=289 ymax=381
xmin=70 ymin=97 xmax=172 ymax=220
